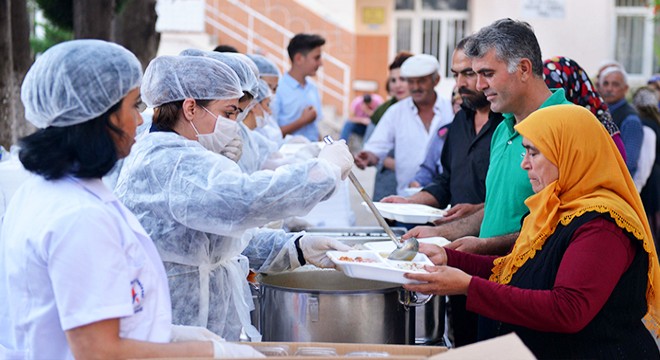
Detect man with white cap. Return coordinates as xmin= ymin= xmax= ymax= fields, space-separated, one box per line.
xmin=355 ymin=54 xmax=453 ymax=196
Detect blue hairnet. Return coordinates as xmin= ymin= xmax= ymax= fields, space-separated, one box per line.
xmin=141 ymin=55 xmax=243 ymax=108
xmin=247 ymin=54 xmax=280 ymax=78
xmin=180 ymin=49 xmax=260 ymax=98
xmin=21 ymin=39 xmax=142 ymax=129
xmin=255 ymin=79 xmax=272 ymax=103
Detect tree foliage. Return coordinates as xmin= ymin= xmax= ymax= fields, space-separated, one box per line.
xmin=34 ymin=0 xmax=129 ymax=30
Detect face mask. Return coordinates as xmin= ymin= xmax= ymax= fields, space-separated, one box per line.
xmin=255 ymin=115 xmax=267 ymax=128
xmin=236 ymin=100 xmax=258 ymax=123
xmin=190 ymin=106 xmax=239 ymax=153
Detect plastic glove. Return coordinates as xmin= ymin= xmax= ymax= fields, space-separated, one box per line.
xmin=318 ymin=140 xmax=353 ymax=180
xmin=170 ymin=324 xmax=224 ymax=342
xmin=220 ymin=136 xmax=243 ymax=162
xmin=299 ymin=235 xmax=352 ymax=268
xmin=212 ymin=340 xmax=265 ymax=358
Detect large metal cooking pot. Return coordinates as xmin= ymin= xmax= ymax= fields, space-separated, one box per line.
xmin=415 ymin=295 xmax=445 ymax=345
xmin=258 ymin=271 xmax=415 ymax=344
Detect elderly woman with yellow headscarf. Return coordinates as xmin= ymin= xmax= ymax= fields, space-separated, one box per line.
xmin=404 ymin=104 xmax=660 ymax=359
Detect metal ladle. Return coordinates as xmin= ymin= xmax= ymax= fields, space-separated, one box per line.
xmin=322 ymin=135 xmax=419 ymax=261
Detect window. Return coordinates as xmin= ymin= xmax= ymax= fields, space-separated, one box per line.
xmin=614 ymin=0 xmax=653 ymax=77
xmin=396 ymin=18 xmax=412 ymax=53
xmin=396 ymin=0 xmax=415 ymax=10
xmin=422 ymin=0 xmax=467 ymax=11
xmin=392 ymin=0 xmax=468 ymax=79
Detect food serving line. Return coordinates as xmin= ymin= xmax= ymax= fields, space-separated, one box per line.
xmin=248 ymin=140 xmax=453 ymax=347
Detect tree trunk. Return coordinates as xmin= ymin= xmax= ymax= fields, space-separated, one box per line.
xmin=112 ymin=0 xmax=160 ymax=70
xmin=0 ymin=0 xmax=16 ymax=150
xmin=10 ymin=0 xmax=35 ymax=144
xmin=73 ymin=0 xmax=115 ymax=40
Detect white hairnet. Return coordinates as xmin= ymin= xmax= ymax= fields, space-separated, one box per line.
xmin=255 ymin=79 xmax=272 ymax=103
xmin=21 ymin=39 xmax=142 ymax=129
xmin=211 ymin=53 xmax=259 ymax=98
xmin=247 ymin=54 xmax=280 ymax=78
xmin=181 ymin=49 xmax=260 ymax=99
xmin=141 ymin=55 xmax=243 ymax=108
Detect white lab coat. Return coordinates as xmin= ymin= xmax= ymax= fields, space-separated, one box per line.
xmin=114 ymin=131 xmax=340 ymax=341
xmin=0 ymin=177 xmax=171 ymax=359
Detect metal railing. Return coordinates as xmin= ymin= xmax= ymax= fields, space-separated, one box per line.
xmin=204 ymin=0 xmax=351 ymax=119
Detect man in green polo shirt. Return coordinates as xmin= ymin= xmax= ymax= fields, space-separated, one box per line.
xmin=405 ymin=18 xmax=572 ymax=254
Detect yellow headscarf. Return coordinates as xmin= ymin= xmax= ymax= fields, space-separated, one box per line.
xmin=489 ymin=104 xmax=660 ymax=336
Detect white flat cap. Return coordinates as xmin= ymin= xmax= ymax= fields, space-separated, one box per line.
xmin=400 ymin=54 xmax=440 ymax=78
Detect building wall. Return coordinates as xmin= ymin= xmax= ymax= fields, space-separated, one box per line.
xmin=354 ymin=0 xmax=395 ymax=100
xmin=470 ymin=0 xmax=614 ymax=78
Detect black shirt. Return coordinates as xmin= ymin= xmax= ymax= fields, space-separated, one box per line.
xmin=422 ymin=106 xmax=503 ymax=208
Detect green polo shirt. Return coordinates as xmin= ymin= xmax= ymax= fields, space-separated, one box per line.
xmin=479 ymin=88 xmax=571 ymax=238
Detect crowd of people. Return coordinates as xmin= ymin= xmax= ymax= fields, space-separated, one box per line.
xmin=0 ymin=15 xmax=659 ymax=360
xmin=350 ymin=18 xmax=660 ymax=358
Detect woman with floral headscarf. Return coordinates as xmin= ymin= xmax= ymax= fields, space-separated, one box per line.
xmin=543 ymin=56 xmax=627 ymax=160
xmin=404 ymin=105 xmax=660 ymax=359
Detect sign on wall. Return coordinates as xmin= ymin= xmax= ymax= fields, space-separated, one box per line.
xmin=521 ymin=0 xmax=566 ymax=19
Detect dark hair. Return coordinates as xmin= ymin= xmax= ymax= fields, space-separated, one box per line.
xmin=465 ymin=18 xmax=543 ymax=77
xmin=389 ymin=51 xmax=414 ymax=70
xmin=637 ymin=105 xmax=660 ymax=126
xmin=455 ymin=35 xmax=472 ymax=51
xmin=287 ymin=33 xmax=326 ymax=61
xmin=634 ymin=87 xmax=660 ymax=126
xmin=363 ymin=94 xmax=372 ymax=103
xmin=153 ymin=99 xmax=212 ymax=132
xmin=19 ymin=101 xmax=124 ymax=180
xmin=213 ymin=44 xmax=239 ymax=53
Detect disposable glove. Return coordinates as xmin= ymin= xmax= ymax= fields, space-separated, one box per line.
xmin=220 ymin=136 xmax=243 ymax=162
xmin=212 ymin=340 xmax=265 ymax=358
xmin=299 ymin=235 xmax=351 ymax=268
xmin=318 ymin=140 xmax=353 ymax=180
xmin=170 ymin=324 xmax=223 ymax=342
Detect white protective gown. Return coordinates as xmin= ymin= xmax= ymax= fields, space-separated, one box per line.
xmin=0 ymin=177 xmax=172 ymax=359
xmin=254 ymin=113 xmax=284 ymax=145
xmin=237 ymin=122 xmax=279 ymax=174
xmin=114 ymin=131 xmax=340 ymax=341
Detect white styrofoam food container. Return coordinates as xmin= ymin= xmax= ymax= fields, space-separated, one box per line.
xmin=327 ymin=250 xmax=434 ymax=284
xmin=365 ymin=202 xmax=448 ymax=224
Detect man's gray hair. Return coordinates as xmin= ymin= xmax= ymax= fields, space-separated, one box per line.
xmin=464 ymin=18 xmax=543 ymax=77
xmin=599 ymin=65 xmax=629 ymax=86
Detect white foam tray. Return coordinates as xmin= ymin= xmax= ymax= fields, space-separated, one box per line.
xmin=327 ymin=250 xmax=433 ymax=284
xmin=364 ymin=202 xmax=448 ymax=224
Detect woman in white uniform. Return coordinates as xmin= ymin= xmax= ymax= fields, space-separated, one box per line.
xmin=114 ymin=55 xmax=353 ymax=341
xmin=181 ymin=50 xmax=276 ymax=174
xmin=0 ymin=40 xmax=262 ymax=358
xmin=247 ymin=54 xmax=285 ymax=144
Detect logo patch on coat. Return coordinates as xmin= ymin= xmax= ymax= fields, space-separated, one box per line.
xmin=131 ymin=279 xmax=144 ymax=313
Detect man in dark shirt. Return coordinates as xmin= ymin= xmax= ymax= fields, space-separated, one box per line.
xmin=382 ymin=37 xmax=502 ymax=347
xmin=383 ymin=38 xmax=502 ymax=240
